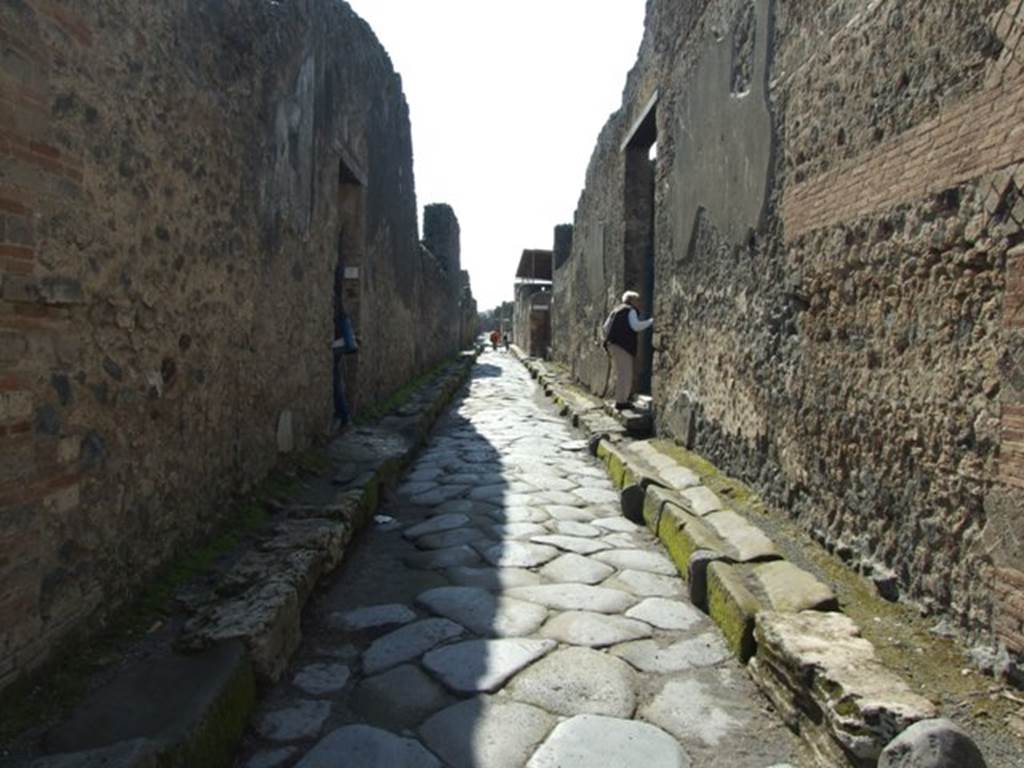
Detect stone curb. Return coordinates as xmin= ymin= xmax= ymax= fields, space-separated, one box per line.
xmin=29 ymin=351 xmax=479 ymax=768
xmin=511 ymin=349 xmax=983 ymax=768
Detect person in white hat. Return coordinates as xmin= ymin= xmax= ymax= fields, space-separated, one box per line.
xmin=601 ymin=290 xmax=653 ymax=409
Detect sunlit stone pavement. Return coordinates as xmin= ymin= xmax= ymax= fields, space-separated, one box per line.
xmin=237 ymin=349 xmax=805 ymax=768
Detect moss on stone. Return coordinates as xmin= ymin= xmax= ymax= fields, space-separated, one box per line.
xmin=642 ymin=492 xmax=662 ymax=533
xmin=657 ymin=510 xmax=695 ymax=580
xmin=707 ymin=562 xmax=760 ymax=662
xmin=164 ymin=653 xmax=257 ymax=768
xmin=607 ymin=453 xmax=627 ymax=488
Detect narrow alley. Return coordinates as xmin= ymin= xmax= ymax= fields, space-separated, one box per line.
xmin=237 ymin=350 xmax=805 ymax=768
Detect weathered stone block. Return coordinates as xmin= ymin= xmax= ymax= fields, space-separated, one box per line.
xmin=659 ymin=465 xmax=701 ymax=491
xmin=751 ymin=611 xmax=938 ymax=765
xmin=657 ymin=503 xmax=727 ymax=577
xmin=642 ymin=484 xmax=685 ymax=533
xmin=681 ymin=485 xmax=725 ymax=516
xmin=706 ymin=561 xmax=761 ymax=662
xmin=701 ymin=510 xmax=780 ymax=562
xmin=878 ymin=718 xmax=987 ymax=768
xmin=752 ymin=561 xmax=838 ymax=613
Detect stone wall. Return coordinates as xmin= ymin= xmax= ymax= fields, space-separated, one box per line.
xmin=0 ymin=0 xmax=470 ymax=691
xmin=552 ymin=0 xmax=1024 ymax=663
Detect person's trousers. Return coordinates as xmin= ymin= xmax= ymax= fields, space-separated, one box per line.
xmin=609 ymin=343 xmax=634 ymax=404
xmin=332 ymin=348 xmax=350 ymax=424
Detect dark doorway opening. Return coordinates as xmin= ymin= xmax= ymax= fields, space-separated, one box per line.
xmin=334 ymin=156 xmax=366 ymax=425
xmin=622 ymin=94 xmax=658 ymax=396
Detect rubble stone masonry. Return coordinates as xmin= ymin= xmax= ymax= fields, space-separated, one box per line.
xmin=552 ymin=0 xmax=1024 ymax=663
xmin=0 ymin=0 xmax=471 ymax=691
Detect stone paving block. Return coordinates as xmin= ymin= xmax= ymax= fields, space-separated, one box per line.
xmin=594 ymin=548 xmax=677 ymax=575
xmin=505 ymin=647 xmax=638 ymax=718
xmin=403 ymin=513 xmax=471 ymax=539
xmin=415 ymin=528 xmax=489 ymax=550
xmin=625 ymin=598 xmax=706 ymax=631
xmin=255 ymin=699 xmax=331 ymax=742
xmin=605 ymin=569 xmax=683 ymax=598
xmin=292 ymin=662 xmax=351 ymax=696
xmin=411 ymin=485 xmax=470 ymax=506
xmin=610 ymin=634 xmax=731 ymax=674
xmin=602 ymin=532 xmax=645 ymax=549
xmin=444 ymin=566 xmax=544 ymax=591
xmin=330 ymin=603 xmax=418 ymax=633
xmin=751 ymin=561 xmax=838 ymax=613
xmin=700 ymin=510 xmax=780 ymax=562
xmin=637 ymin=665 xmax=802 ymax=766
xmin=27 ymin=741 xmax=159 ymax=768
xmin=493 ymin=506 xmax=550 ymax=523
xmin=706 ymin=562 xmax=761 ymax=662
xmin=751 ymin=611 xmax=938 ymax=766
xmin=592 ymin=517 xmax=640 ymax=533
xmin=680 ymin=485 xmax=724 ymax=516
xmin=404 ymin=545 xmax=481 ymax=570
xmin=526 ymin=714 xmax=691 ymax=768
xmin=574 ymin=486 xmax=620 ymax=505
xmin=481 ymin=541 xmax=560 ymax=568
xmin=245 ymin=747 xmax=297 ymax=768
xmin=295 ymin=725 xmax=439 ymax=768
xmin=422 ymin=638 xmax=556 ymax=693
xmin=546 ymin=505 xmax=597 ymax=522
xmin=539 ymin=553 xmax=614 ymax=585
xmin=554 ymin=520 xmax=602 ymax=538
xmin=506 ymin=584 xmax=638 ymax=614
xmin=492 ymin=522 xmax=549 ymax=538
xmin=540 ymin=611 xmax=652 ymax=647
xmin=530 ymin=534 xmax=611 ymax=555
xmin=419 ymin=697 xmax=556 ymax=768
xmin=350 ymin=664 xmax=453 ymax=730
xmin=415 ymin=586 xmax=547 ymax=638
xmin=362 ymin=618 xmax=465 ymax=675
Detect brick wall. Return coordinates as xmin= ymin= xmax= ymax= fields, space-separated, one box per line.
xmin=784 ymin=73 xmax=1024 ymax=241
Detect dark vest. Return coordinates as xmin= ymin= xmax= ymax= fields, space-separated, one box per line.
xmin=606 ymin=304 xmax=637 ymax=356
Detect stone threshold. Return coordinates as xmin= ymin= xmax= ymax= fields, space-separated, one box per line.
xmin=24 ymin=351 xmax=479 ymax=768
xmin=512 ymin=347 xmax=988 ymax=768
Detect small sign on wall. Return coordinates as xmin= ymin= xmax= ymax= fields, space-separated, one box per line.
xmin=344 ymin=267 xmax=360 ymax=279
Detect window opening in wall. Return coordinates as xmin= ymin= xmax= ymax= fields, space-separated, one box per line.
xmin=622 ymin=94 xmax=658 ymax=397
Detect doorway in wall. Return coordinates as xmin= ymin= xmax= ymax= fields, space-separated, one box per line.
xmin=622 ymin=94 xmax=658 ymax=396
xmin=334 ymin=156 xmax=366 ymax=422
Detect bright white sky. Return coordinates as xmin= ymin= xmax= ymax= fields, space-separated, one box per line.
xmin=348 ymin=0 xmax=648 ymax=311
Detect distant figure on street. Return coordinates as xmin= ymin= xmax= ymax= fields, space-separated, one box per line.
xmin=490 ymin=329 xmax=500 ymax=350
xmin=602 ymin=290 xmax=653 ymax=410
xmin=503 ymin=332 xmax=510 ymax=352
xmin=331 ymin=255 xmax=358 ymax=435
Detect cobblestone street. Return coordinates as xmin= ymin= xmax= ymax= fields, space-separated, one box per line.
xmin=238 ymin=351 xmax=805 ymax=768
